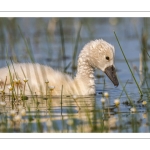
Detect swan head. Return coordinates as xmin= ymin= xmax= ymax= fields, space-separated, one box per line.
xmin=85 ymin=39 xmax=119 ymax=87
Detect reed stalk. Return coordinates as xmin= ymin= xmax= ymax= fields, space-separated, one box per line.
xmin=58 ymin=20 xmax=66 ymax=70
xmin=18 ymin=25 xmax=35 ymax=63
xmin=61 ymin=85 xmax=63 ymax=115
xmin=120 ymin=81 xmax=134 ymax=107
xmin=118 ymin=79 xmax=129 ymax=99
xmin=72 ymin=23 xmax=82 ymax=71
xmin=114 ymin=31 xmax=143 ymax=96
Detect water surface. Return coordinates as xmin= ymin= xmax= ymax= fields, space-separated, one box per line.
xmin=0 ymin=17 xmax=150 ymax=133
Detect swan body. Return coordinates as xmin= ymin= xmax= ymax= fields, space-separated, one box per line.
xmin=0 ymin=39 xmax=119 ymax=96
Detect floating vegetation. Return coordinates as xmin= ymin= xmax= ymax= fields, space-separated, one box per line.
xmin=0 ymin=18 xmax=150 ymax=133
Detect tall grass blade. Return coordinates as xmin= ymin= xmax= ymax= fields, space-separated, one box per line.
xmin=64 ymin=62 xmax=71 ymax=72
xmin=146 ymin=50 xmax=150 ymax=58
xmin=61 ymin=85 xmax=63 ymax=115
xmin=18 ymin=25 xmax=35 ymax=63
xmin=114 ymin=31 xmax=143 ymax=96
xmin=120 ymin=81 xmax=134 ymax=107
xmin=6 ymin=61 xmax=17 ymax=102
xmin=59 ymin=20 xmax=66 ymax=70
xmin=118 ymin=80 xmax=128 ymax=99
xmin=20 ymin=66 xmax=34 ymax=98
xmin=72 ymin=23 xmax=82 ymax=69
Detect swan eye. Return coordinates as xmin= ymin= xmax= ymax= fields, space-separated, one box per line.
xmin=106 ymin=56 xmax=109 ymax=60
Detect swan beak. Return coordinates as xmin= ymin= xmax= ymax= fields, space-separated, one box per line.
xmin=104 ymin=65 xmax=119 ymax=87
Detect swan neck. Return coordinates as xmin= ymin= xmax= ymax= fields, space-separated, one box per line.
xmin=76 ymin=54 xmax=95 ymax=86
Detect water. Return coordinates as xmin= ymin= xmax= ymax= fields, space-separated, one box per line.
xmin=0 ymin=17 xmax=150 ymax=132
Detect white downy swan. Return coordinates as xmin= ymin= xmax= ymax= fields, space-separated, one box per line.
xmin=0 ymin=39 xmax=119 ymax=96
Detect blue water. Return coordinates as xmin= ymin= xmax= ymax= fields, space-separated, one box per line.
xmin=0 ymin=17 xmax=149 ymax=132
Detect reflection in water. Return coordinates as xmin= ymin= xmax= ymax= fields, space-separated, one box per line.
xmin=0 ymin=18 xmax=150 ymax=132
xmin=0 ymin=93 xmax=148 ymax=132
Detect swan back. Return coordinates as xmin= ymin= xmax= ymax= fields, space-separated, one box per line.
xmin=0 ymin=63 xmax=88 ymax=95
xmin=0 ymin=39 xmax=118 ymax=96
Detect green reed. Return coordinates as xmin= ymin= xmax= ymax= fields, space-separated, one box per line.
xmin=18 ymin=25 xmax=35 ymax=63
xmin=1 ymin=18 xmax=150 ymax=133
xmin=61 ymin=85 xmax=63 ymax=115
xmin=72 ymin=23 xmax=82 ymax=71
xmin=118 ymin=79 xmax=129 ymax=99
xmin=6 ymin=61 xmax=17 ymax=101
xmin=58 ymin=19 xmax=66 ymax=70
xmin=114 ymin=31 xmax=143 ymax=96
xmin=121 ymin=81 xmax=134 ymax=107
